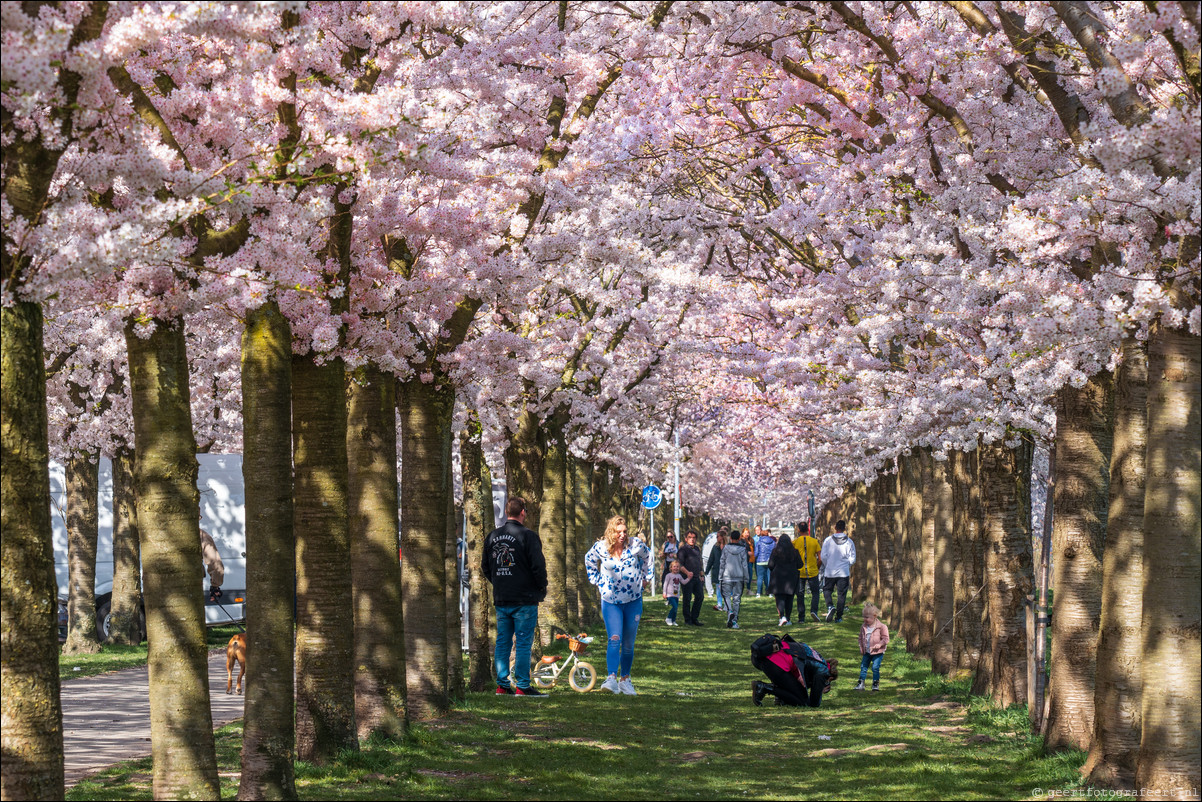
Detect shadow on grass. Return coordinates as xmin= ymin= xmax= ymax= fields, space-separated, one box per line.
xmin=66 ymin=600 xmax=1086 ymax=801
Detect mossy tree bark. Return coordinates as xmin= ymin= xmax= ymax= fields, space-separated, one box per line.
xmin=239 ymin=301 xmax=298 ymax=800
xmin=446 ymin=489 xmax=465 ymax=702
xmin=1 ymin=8 xmax=106 ymax=796
xmin=930 ymin=455 xmax=956 ymax=675
xmin=538 ymin=410 xmax=571 ymax=645
xmin=855 ymin=482 xmax=875 ymax=605
xmin=504 ymin=404 xmax=547 ymax=534
xmin=917 ymin=447 xmax=936 ymax=659
xmin=1 ymin=301 xmax=65 ymax=802
xmin=62 ymin=450 xmax=102 ymax=654
xmin=1046 ymin=372 xmax=1113 ymax=751
xmin=898 ymin=451 xmax=923 ymax=649
xmin=951 ymin=447 xmax=985 ymax=675
xmin=1083 ymin=337 xmax=1146 ymax=788
xmin=461 ymin=414 xmax=495 ymax=692
xmin=571 ymin=458 xmax=594 ymax=627
xmin=397 ymin=373 xmax=455 ymax=720
xmin=1135 ymin=325 xmax=1200 ymax=797
xmin=974 ymin=439 xmax=1034 ymax=705
xmin=347 ymin=365 xmax=406 ymax=741
xmin=292 ymin=352 xmax=356 ymax=763
xmin=878 ymin=470 xmax=900 ymax=625
xmin=107 ymin=448 xmax=143 ymax=646
xmin=125 ymin=317 xmax=219 ymax=800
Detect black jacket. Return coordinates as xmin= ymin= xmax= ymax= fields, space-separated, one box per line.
xmin=767 ymin=548 xmax=801 ymax=596
xmin=677 ymin=543 xmax=703 ymax=580
xmin=481 ymin=519 xmax=548 ymax=606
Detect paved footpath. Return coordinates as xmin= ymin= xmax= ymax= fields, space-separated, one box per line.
xmin=62 ymin=648 xmax=244 ymax=787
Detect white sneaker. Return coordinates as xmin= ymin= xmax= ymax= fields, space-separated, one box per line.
xmin=778 ymin=616 xmax=787 ymax=626
xmin=666 ymin=618 xmax=672 ymax=626
xmin=600 ymin=675 xmax=621 ymax=694
xmin=618 ymin=677 xmax=637 ymax=696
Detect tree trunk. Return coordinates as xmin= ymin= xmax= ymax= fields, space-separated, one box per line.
xmin=107 ymin=448 xmax=143 ymax=646
xmin=931 ymin=455 xmax=956 ymax=675
xmin=538 ymin=412 xmax=570 ymax=645
xmin=1081 ymin=336 xmax=1146 ymax=787
xmin=898 ymin=452 xmax=923 ymax=648
xmin=951 ymin=447 xmax=985 ymax=675
xmin=397 ymin=373 xmax=454 ymax=720
xmin=856 ymin=482 xmax=876 ymax=605
xmin=347 ymin=365 xmax=406 ymax=742
xmin=239 ymin=302 xmax=298 ymax=800
xmin=564 ymin=455 xmax=580 ymax=632
xmin=917 ymin=448 xmax=936 ymax=659
xmin=1135 ymin=325 xmax=1200 ymax=798
xmin=504 ymin=406 xmax=547 ymax=533
xmin=461 ymin=415 xmax=495 ymax=692
xmin=446 ymin=490 xmax=465 ymax=701
xmin=873 ymin=473 xmax=898 ymax=619
xmin=974 ymin=439 xmax=1034 ymax=705
xmin=292 ymin=352 xmax=356 ymax=763
xmin=572 ymin=458 xmax=594 ymax=627
xmin=63 ymin=450 xmax=102 ymax=654
xmin=1046 ymin=371 xmax=1113 ymax=752
xmin=1 ymin=300 xmax=65 ymax=801
xmin=125 ymin=317 xmax=219 ymax=800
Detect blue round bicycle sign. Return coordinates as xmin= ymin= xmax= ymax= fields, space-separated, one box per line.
xmin=642 ymin=485 xmax=663 ymax=509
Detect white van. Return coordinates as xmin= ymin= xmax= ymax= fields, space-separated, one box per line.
xmin=52 ymin=453 xmax=248 ymax=641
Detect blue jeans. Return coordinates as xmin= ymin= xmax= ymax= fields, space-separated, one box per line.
xmin=494 ymin=604 xmax=538 ymax=690
xmin=714 ymin=581 xmax=725 ymax=610
xmin=601 ymin=598 xmax=642 ymax=677
xmin=666 ymin=596 xmax=678 ymax=622
xmin=859 ymin=652 xmax=884 ymax=683
xmin=756 ymin=564 xmax=771 ymax=595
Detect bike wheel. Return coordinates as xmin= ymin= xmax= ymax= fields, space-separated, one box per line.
xmin=569 ymin=661 xmax=596 ymax=692
xmin=532 ymin=666 xmax=556 ymax=689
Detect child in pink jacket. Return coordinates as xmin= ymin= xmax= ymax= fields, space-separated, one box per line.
xmin=855 ymin=603 xmax=890 ymax=691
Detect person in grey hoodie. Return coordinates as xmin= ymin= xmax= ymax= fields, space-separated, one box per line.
xmin=820 ymin=519 xmax=857 ymax=622
xmin=718 ymin=529 xmax=751 ymax=629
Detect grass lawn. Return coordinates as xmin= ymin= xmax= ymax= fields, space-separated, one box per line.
xmin=66 ymin=597 xmax=1086 ymax=800
xmin=60 ymin=625 xmax=245 ymax=680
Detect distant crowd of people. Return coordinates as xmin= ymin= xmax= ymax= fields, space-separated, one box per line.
xmin=480 ymin=497 xmax=889 ymax=703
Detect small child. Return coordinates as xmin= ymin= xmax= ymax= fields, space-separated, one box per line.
xmin=662 ymin=560 xmax=691 ymax=626
xmin=855 ymin=603 xmax=890 ymax=691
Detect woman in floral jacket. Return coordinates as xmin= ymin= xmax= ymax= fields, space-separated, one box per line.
xmin=585 ymin=515 xmax=652 ymax=696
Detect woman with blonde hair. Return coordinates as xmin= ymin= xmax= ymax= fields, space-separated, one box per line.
xmin=585 ymin=515 xmax=652 ymax=695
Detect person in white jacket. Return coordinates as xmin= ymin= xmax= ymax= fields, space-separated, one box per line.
xmin=820 ymin=520 xmax=856 ymax=622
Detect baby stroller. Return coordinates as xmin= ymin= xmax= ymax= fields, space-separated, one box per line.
xmin=749 ymin=633 xmax=838 ymax=708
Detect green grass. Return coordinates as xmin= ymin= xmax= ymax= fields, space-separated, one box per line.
xmin=65 ymin=599 xmax=1086 ymax=800
xmin=60 ymin=625 xmax=244 ymax=680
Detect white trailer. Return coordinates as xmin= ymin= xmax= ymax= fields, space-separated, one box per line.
xmin=52 ymin=453 xmax=248 ymax=640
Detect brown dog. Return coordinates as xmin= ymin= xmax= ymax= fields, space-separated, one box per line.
xmin=226 ymin=633 xmax=246 ymax=695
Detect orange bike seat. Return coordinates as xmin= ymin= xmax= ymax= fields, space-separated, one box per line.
xmin=540 ymin=655 xmax=557 ymax=664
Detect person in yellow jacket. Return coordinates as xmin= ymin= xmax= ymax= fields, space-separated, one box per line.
xmin=795 ymin=522 xmax=823 ymax=622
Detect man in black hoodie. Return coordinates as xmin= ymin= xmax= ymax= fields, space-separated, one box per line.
xmin=482 ymin=496 xmax=548 ymax=696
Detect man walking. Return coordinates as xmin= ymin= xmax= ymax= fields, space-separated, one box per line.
xmin=795 ymin=522 xmax=823 ymax=622
xmin=677 ymin=530 xmax=705 ymax=626
xmin=820 ymin=520 xmax=856 ymax=623
xmin=482 ymin=496 xmax=548 ymax=696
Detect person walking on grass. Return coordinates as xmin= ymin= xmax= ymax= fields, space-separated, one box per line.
xmin=767 ymin=533 xmax=801 ymax=626
xmin=855 ymin=603 xmax=890 ymax=691
xmin=677 ymin=529 xmax=705 ymax=626
xmin=795 ymin=522 xmax=823 ymax=622
xmin=482 ymin=496 xmax=548 ymax=697
xmin=585 ymin=515 xmax=652 ymax=695
xmin=719 ymin=528 xmax=751 ymax=629
xmin=706 ymin=530 xmax=728 ymax=612
xmin=754 ymin=527 xmax=777 ymax=597
xmin=821 ymin=519 xmax=856 ymax=622
xmin=662 ymin=560 xmax=691 ymax=626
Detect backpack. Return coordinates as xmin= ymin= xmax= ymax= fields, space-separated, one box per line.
xmin=782 ymin=635 xmax=833 ymax=689
xmin=750 ymin=633 xmax=782 ymax=671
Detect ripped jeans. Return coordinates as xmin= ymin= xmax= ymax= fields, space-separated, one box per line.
xmin=600 ymin=598 xmax=643 ymax=678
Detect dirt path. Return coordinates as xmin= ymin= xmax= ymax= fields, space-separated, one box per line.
xmin=62 ymin=648 xmax=244 ymax=788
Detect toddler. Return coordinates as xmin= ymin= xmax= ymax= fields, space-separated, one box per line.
xmin=855 ymin=603 xmax=890 ymax=691
xmin=661 ymin=560 xmax=691 ymax=626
